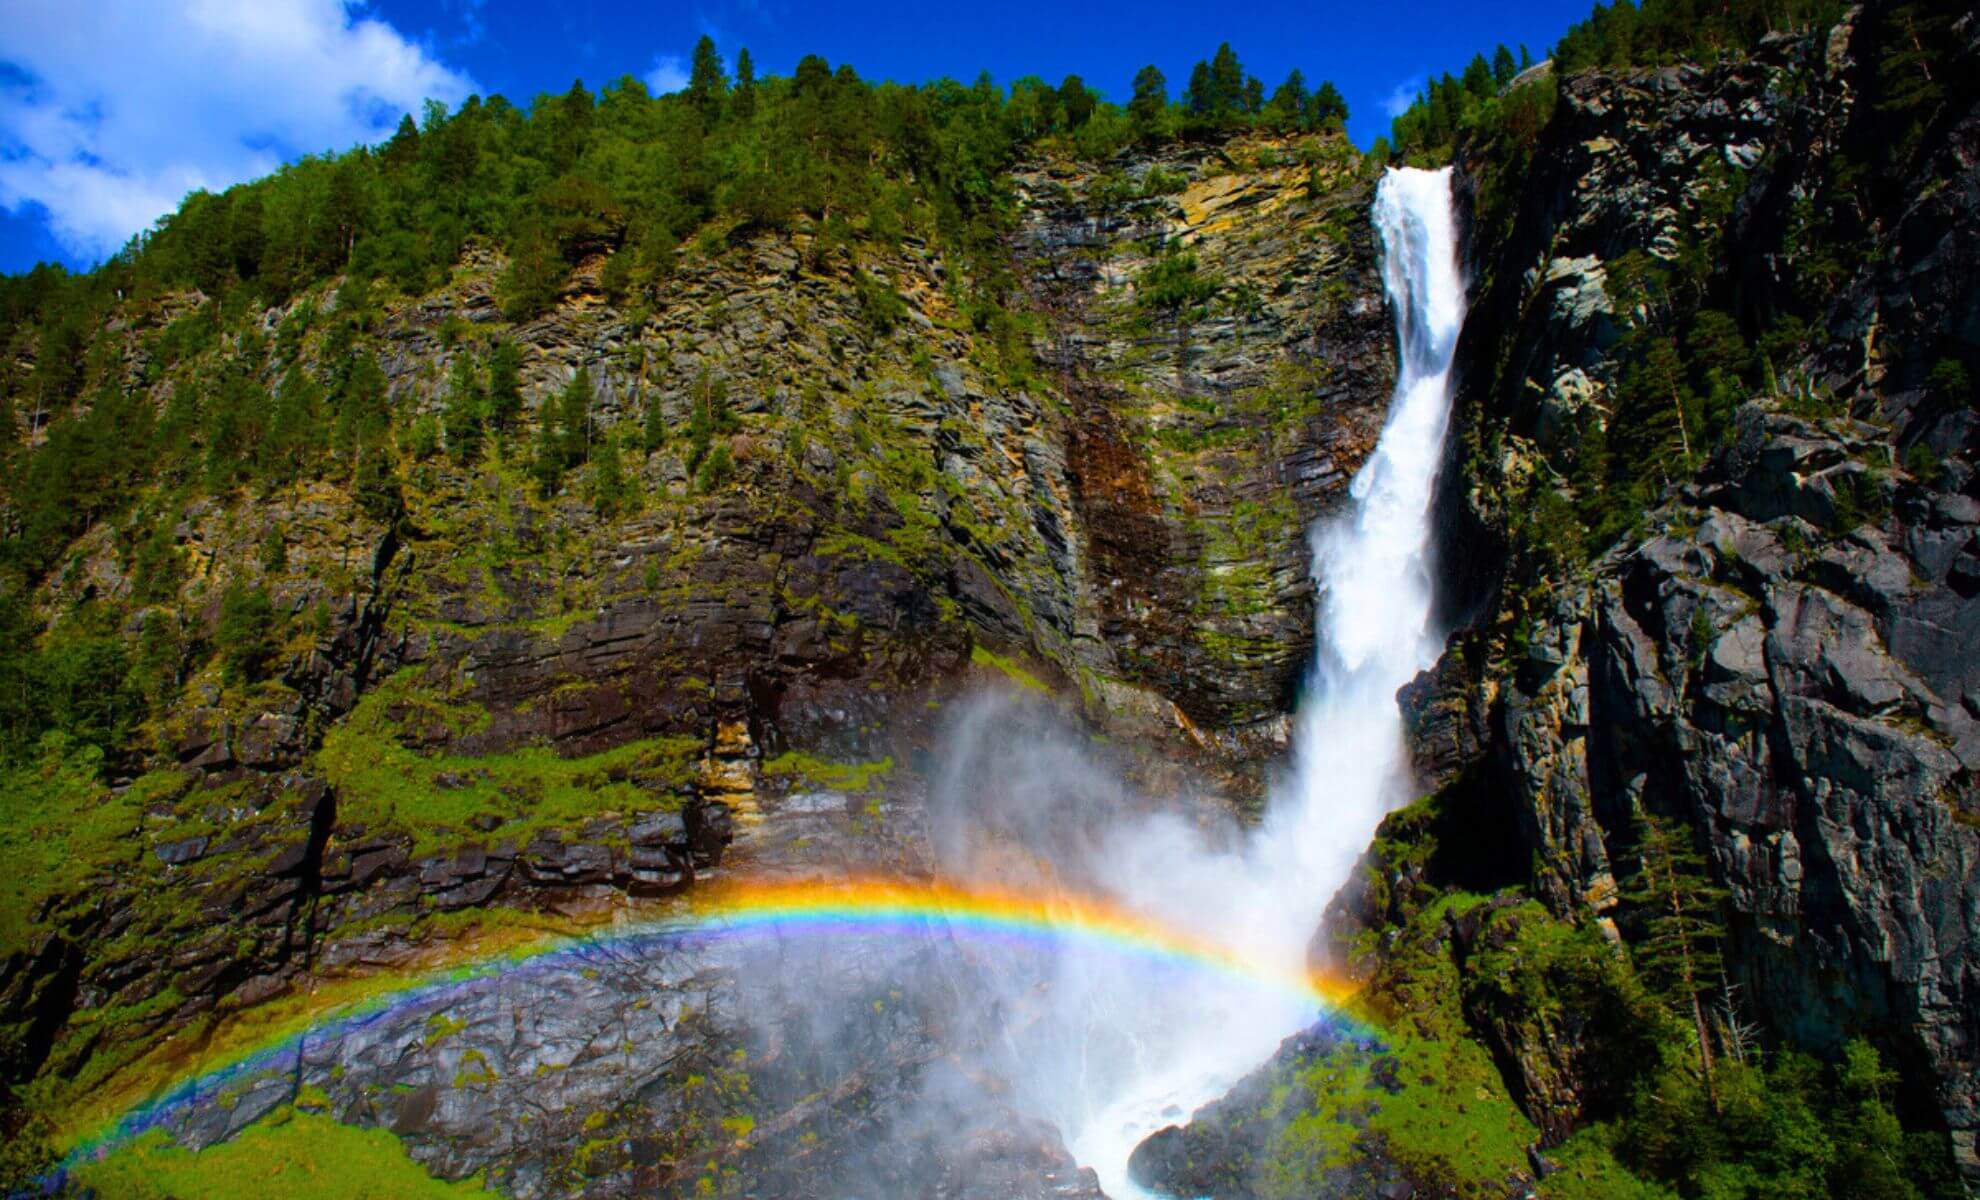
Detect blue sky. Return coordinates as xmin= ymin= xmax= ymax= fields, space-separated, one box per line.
xmin=0 ymin=0 xmax=1592 ymax=276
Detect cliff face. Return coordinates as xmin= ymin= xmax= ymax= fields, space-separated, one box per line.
xmin=1394 ymin=8 xmax=1980 ymax=1189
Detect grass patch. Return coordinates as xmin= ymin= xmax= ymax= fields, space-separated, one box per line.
xmin=969 ymin=644 xmax=1050 ymax=694
xmin=314 ymin=671 xmax=701 ymax=855
xmin=71 ymin=1108 xmax=486 ymax=1199
xmin=760 ymin=752 xmax=893 ymax=792
xmin=0 ymin=736 xmax=155 ymax=948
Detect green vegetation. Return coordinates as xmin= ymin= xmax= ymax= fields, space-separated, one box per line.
xmin=1269 ymin=788 xmax=1966 ymax=1199
xmin=1553 ymin=0 xmax=1848 ymax=73
xmin=1388 ymin=0 xmax=1848 ymax=163
xmin=759 ymin=751 xmax=894 ymax=792
xmin=1134 ymin=247 xmax=1223 ymax=321
xmin=314 ymin=670 xmax=700 ymax=855
xmin=0 ymin=736 xmax=140 ymax=949
xmin=216 ymin=581 xmax=280 ymax=685
xmin=969 ymin=643 xmax=1050 ymax=694
xmin=70 ymin=1108 xmax=486 ymax=1199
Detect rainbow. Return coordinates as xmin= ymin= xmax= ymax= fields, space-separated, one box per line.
xmin=57 ymin=874 xmax=1364 ymax=1173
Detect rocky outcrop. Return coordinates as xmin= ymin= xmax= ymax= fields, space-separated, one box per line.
xmin=1382 ymin=11 xmax=1980 ymax=1188
xmin=1126 ymin=1025 xmax=1419 ymax=1200
xmin=1413 ymin=406 xmax=1980 ymax=1179
xmin=1012 ymin=138 xmax=1394 ymax=730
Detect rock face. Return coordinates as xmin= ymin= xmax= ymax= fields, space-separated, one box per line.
xmin=1126 ymin=1025 xmax=1418 ymax=1200
xmin=1425 ymin=405 xmax=1980 ymax=1172
xmin=1397 ymin=11 xmax=1980 ymax=1189
xmin=147 ymin=878 xmax=1104 ymax=1200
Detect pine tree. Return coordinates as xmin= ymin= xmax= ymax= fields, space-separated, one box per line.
xmin=1493 ymin=45 xmax=1519 ymax=85
xmin=1306 ymin=81 xmax=1348 ymax=130
xmin=262 ymin=363 xmax=324 ymax=484
xmin=1185 ymin=61 xmax=1215 ymax=116
xmin=530 ymin=399 xmax=565 ymax=498
xmin=1623 ymin=810 xmax=1731 ymax=1111
xmin=688 ymin=35 xmax=728 ymax=117
xmin=733 ymin=48 xmax=757 ymax=120
xmin=382 ymin=113 xmax=420 ymax=169
xmin=1058 ymin=75 xmax=1094 ymax=128
xmin=642 ymin=384 xmax=667 ymax=451
xmin=557 ymin=366 xmax=592 ymax=467
xmin=486 ymin=340 xmax=523 ymax=435
xmin=352 ymin=438 xmax=405 ymax=525
xmin=215 ymin=581 xmax=278 ymax=686
xmin=1208 ymin=43 xmax=1245 ymax=120
xmin=590 ymin=430 xmax=633 ymax=517
xmin=685 ymin=369 xmax=736 ymax=475
xmin=1267 ymin=70 xmax=1308 ymax=131
xmin=1129 ymin=65 xmax=1168 ymax=136
xmin=442 ymin=353 xmax=484 ymax=462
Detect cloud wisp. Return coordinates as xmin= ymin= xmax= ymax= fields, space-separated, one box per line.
xmin=0 ymin=0 xmax=476 ymax=263
xmin=1381 ymin=74 xmax=1425 ymax=119
xmin=643 ymin=53 xmax=691 ymax=95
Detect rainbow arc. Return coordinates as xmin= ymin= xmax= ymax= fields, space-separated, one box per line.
xmin=60 ymin=873 xmax=1365 ymax=1169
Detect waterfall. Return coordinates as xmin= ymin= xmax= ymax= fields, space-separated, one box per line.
xmin=1058 ymin=165 xmax=1468 ymax=1196
xmin=1262 ymin=165 xmax=1467 ymax=889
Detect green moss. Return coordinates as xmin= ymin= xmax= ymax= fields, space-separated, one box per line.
xmin=451 ymin=1048 xmax=498 ymax=1089
xmin=1537 ymin=1130 xmax=1679 ymax=1199
xmin=969 ymin=644 xmax=1050 ymax=694
xmin=314 ymin=670 xmax=701 ymax=855
xmin=760 ymin=752 xmax=893 ymax=792
xmin=423 ymin=1012 xmax=468 ymax=1047
xmin=70 ymin=1108 xmax=486 ymax=1198
xmin=0 ymin=735 xmax=143 ymax=947
xmin=294 ymin=1084 xmax=332 ymax=1113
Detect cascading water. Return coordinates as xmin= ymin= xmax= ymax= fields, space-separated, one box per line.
xmin=1051 ymin=165 xmax=1469 ymax=1196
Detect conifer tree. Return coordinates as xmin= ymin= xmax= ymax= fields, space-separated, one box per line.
xmin=590 ymin=429 xmax=633 ymax=517
xmin=442 ymin=353 xmax=484 ymax=462
xmin=688 ymin=35 xmax=728 ymax=117
xmin=557 ymin=366 xmax=592 ymax=467
xmin=1306 ymin=81 xmax=1349 ymax=130
xmin=1267 ymin=70 xmax=1308 ymax=131
xmin=382 ymin=113 xmax=420 ymax=169
xmin=1208 ymin=43 xmax=1245 ymax=119
xmin=1129 ymin=65 xmax=1167 ymax=136
xmin=529 ymin=399 xmax=565 ymax=498
xmin=1058 ymin=75 xmax=1095 ymax=128
xmin=215 ymin=581 xmax=277 ymax=685
xmin=486 ymin=340 xmax=523 ymax=434
xmin=642 ymin=385 xmax=667 ymax=452
xmin=1492 ymin=44 xmax=1519 ymax=86
xmin=1623 ymin=810 xmax=1731 ymax=1111
xmin=733 ymin=48 xmax=757 ymax=120
xmin=263 ymin=363 xmax=324 ymax=484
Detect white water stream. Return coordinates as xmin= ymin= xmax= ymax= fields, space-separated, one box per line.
xmin=1054 ymin=165 xmax=1470 ymax=1196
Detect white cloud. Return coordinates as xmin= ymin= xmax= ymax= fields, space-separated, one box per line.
xmin=0 ymin=0 xmax=477 ymax=262
xmin=643 ymin=54 xmax=689 ymax=95
xmin=1381 ymin=77 xmax=1425 ymax=120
